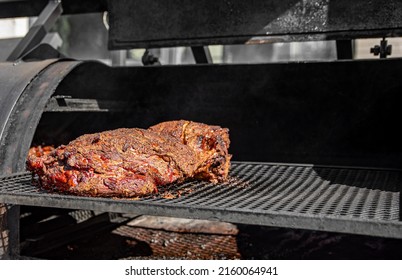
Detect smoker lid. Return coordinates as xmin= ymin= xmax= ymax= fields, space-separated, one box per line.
xmin=108 ymin=0 xmax=402 ymax=49
xmin=3 ymin=1 xmax=402 ymax=49
xmin=0 ymin=0 xmax=107 ymax=19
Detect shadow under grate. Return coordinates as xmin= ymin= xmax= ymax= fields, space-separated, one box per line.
xmin=0 ymin=162 xmax=401 ymax=238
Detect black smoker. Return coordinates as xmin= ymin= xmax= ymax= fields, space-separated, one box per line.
xmin=1 ymin=0 xmax=402 ymax=259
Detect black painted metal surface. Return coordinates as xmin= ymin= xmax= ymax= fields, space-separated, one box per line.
xmin=0 ymin=0 xmax=107 ymax=19
xmin=0 ymin=59 xmax=82 ymax=259
xmin=0 ymin=60 xmax=81 ymax=175
xmin=0 ymin=162 xmax=401 ymax=238
xmin=191 ymin=46 xmax=212 ymax=64
xmin=0 ymin=60 xmax=56 ymax=164
xmin=108 ymin=0 xmax=402 ymax=49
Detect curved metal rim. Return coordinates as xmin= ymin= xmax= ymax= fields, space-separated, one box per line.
xmin=0 ymin=60 xmax=85 ymax=174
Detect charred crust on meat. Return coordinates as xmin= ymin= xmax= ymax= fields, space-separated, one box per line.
xmin=27 ymin=120 xmax=231 ymax=198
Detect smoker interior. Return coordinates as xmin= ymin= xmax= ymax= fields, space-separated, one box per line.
xmin=33 ymin=59 xmax=402 ymax=168
xmin=5 ymin=58 xmax=402 ymax=258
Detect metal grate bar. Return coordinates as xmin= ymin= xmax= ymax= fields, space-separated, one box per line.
xmin=0 ymin=162 xmax=402 ymax=238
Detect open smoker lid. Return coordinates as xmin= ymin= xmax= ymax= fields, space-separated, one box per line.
xmin=0 ymin=0 xmax=107 ymax=18
xmin=107 ymin=0 xmax=402 ymax=49
xmin=2 ymin=1 xmax=401 ymax=50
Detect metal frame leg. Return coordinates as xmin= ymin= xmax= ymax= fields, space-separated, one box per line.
xmin=7 ymin=0 xmax=63 ymax=61
xmin=336 ymin=40 xmax=354 ymax=60
xmin=0 ymin=205 xmax=19 ymax=259
xmin=191 ymin=46 xmax=212 ymax=64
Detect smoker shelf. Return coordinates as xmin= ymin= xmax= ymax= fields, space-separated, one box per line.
xmin=44 ymin=96 xmax=135 ymax=112
xmin=1 ymin=162 xmax=401 ymax=238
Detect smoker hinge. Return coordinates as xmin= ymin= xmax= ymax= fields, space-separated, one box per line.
xmin=370 ymin=38 xmax=392 ymax=59
xmin=142 ymin=49 xmax=161 ymax=66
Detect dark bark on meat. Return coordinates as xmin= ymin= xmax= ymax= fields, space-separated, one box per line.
xmin=26 ymin=120 xmax=231 ymax=197
xmin=149 ymin=120 xmax=231 ymax=183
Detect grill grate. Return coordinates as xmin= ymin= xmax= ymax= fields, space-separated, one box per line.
xmin=0 ymin=162 xmax=401 ymax=238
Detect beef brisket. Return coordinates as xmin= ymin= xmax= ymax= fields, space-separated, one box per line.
xmin=26 ymin=120 xmax=231 ymax=197
xmin=149 ymin=120 xmax=231 ymax=183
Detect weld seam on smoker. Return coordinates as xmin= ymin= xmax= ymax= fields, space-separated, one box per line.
xmin=0 ymin=162 xmax=401 ymax=239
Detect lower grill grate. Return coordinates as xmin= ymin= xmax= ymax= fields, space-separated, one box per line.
xmin=0 ymin=162 xmax=401 ymax=238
